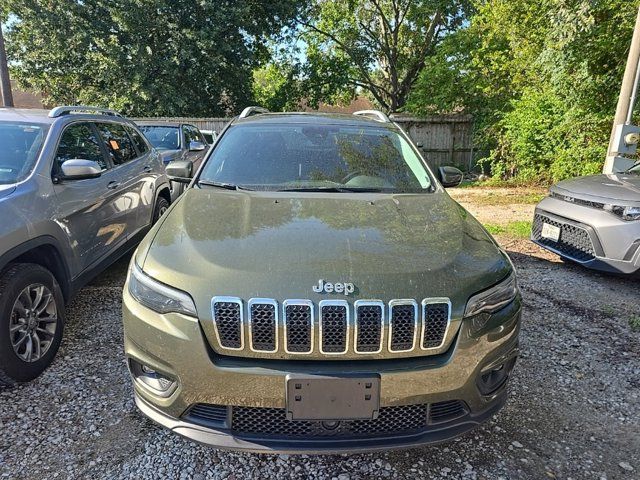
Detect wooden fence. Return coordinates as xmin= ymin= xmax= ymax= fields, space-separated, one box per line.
xmin=133 ymin=114 xmax=474 ymax=171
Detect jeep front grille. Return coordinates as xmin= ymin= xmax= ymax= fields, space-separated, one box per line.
xmin=248 ymin=299 xmax=277 ymax=352
xmin=354 ymin=301 xmax=384 ymax=353
xmin=212 ymin=297 xmax=243 ymax=350
xmin=532 ymin=213 xmax=596 ymax=262
xmin=422 ymin=301 xmax=450 ymax=349
xmin=284 ymin=300 xmax=313 ymax=354
xmin=210 ymin=297 xmax=452 ymax=357
xmin=319 ymin=301 xmax=348 ymax=354
xmin=388 ymin=301 xmax=418 ymax=352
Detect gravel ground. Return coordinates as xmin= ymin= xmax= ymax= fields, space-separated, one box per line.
xmin=1 ymin=203 xmax=639 ymax=479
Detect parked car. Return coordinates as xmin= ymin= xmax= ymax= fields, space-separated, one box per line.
xmin=137 ymin=122 xmax=208 ymax=200
xmin=200 ymin=129 xmax=217 ymax=145
xmin=123 ymin=107 xmax=521 ymax=453
xmin=532 ymin=168 xmax=640 ymax=275
xmin=0 ymin=106 xmax=171 ymax=385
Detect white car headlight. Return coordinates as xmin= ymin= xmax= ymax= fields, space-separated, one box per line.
xmin=609 ymin=205 xmax=640 ymax=221
xmin=128 ymin=263 xmax=197 ymax=317
xmin=464 ymin=273 xmax=518 ymax=317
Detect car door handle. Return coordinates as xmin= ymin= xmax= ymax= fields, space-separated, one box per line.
xmin=107 ymin=181 xmax=120 ymax=190
xmin=143 ymin=165 xmax=152 ymax=173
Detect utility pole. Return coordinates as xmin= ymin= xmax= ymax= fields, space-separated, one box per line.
xmin=0 ymin=18 xmax=14 ymax=108
xmin=604 ymin=6 xmax=640 ymax=173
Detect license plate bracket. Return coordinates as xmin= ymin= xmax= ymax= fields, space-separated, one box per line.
xmin=541 ymin=223 xmax=561 ymax=242
xmin=285 ymin=375 xmax=380 ymax=421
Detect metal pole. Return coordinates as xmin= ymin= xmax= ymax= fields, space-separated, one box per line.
xmin=604 ymin=6 xmax=640 ymax=173
xmin=0 ymin=19 xmax=14 ymax=108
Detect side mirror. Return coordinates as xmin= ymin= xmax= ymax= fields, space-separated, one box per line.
xmin=189 ymin=141 xmax=206 ymax=152
xmin=166 ymin=160 xmax=193 ymax=183
xmin=59 ymin=159 xmax=102 ymax=180
xmin=438 ymin=166 xmax=463 ymax=188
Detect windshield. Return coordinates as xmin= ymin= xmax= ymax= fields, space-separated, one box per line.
xmin=139 ymin=126 xmax=180 ymax=150
xmin=0 ymin=122 xmax=48 ymax=185
xmin=199 ymin=124 xmax=433 ymax=192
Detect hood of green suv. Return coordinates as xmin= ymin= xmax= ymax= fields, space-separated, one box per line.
xmin=139 ymin=188 xmax=510 ymax=315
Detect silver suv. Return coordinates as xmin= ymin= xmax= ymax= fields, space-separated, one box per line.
xmin=0 ymin=106 xmax=171 ymax=385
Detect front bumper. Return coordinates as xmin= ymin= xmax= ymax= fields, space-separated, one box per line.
xmin=123 ymin=288 xmax=521 ymax=453
xmin=532 ymin=198 xmax=640 ymax=274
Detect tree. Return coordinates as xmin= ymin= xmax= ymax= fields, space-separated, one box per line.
xmin=4 ymin=0 xmax=304 ymax=116
xmin=408 ymin=0 xmax=638 ymax=182
xmin=0 ymin=8 xmax=13 ymax=107
xmin=296 ymin=0 xmax=469 ymax=113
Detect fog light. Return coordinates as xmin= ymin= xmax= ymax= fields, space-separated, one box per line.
xmin=477 ymin=356 xmax=517 ymax=395
xmin=129 ymin=359 xmax=177 ymax=397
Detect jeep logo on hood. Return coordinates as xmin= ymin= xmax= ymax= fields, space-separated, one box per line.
xmin=312 ymin=279 xmax=355 ymax=295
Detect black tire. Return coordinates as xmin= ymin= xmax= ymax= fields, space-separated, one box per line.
xmin=153 ymin=196 xmax=170 ymax=224
xmin=0 ymin=263 xmax=65 ymax=386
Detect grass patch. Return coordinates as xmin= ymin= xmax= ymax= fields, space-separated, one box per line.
xmin=464 ymin=191 xmax=546 ymax=205
xmin=629 ymin=317 xmax=640 ymax=332
xmin=484 ymin=220 xmax=532 ymax=239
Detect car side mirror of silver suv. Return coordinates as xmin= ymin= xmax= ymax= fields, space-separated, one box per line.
xmin=189 ymin=141 xmax=206 ymax=152
xmin=438 ymin=166 xmax=463 ymax=188
xmin=59 ymin=159 xmax=102 ymax=180
xmin=166 ymin=160 xmax=193 ymax=183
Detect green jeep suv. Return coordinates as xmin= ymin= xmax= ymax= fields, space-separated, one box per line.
xmin=123 ymin=108 xmax=521 ymax=453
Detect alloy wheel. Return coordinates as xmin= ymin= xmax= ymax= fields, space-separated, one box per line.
xmin=9 ymin=283 xmax=58 ymax=363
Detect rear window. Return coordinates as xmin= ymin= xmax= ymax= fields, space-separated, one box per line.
xmin=139 ymin=125 xmax=180 ymax=150
xmin=0 ymin=122 xmax=48 ymax=184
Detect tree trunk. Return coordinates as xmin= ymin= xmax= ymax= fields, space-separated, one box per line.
xmin=0 ymin=21 xmax=14 ymax=108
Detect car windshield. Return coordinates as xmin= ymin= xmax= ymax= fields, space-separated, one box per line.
xmin=0 ymin=122 xmax=48 ymax=185
xmin=199 ymin=124 xmax=433 ymax=192
xmin=139 ymin=126 xmax=180 ymax=150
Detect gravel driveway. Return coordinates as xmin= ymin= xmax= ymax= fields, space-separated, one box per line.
xmin=1 ymin=237 xmax=639 ymax=479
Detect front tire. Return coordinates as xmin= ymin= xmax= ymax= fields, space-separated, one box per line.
xmin=153 ymin=196 xmax=170 ymax=224
xmin=0 ymin=263 xmax=65 ymax=386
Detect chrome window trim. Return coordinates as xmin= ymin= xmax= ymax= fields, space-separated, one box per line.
xmin=420 ymin=298 xmax=452 ymax=351
xmin=211 ymin=296 xmax=244 ymax=351
xmin=318 ymin=299 xmax=350 ymax=355
xmin=387 ymin=299 xmax=418 ymax=353
xmin=247 ymin=298 xmax=278 ymax=353
xmin=353 ymin=300 xmax=385 ymax=354
xmin=282 ymin=299 xmax=315 ymax=355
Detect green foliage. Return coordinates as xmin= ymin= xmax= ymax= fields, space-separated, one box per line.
xmin=4 ymin=0 xmax=304 ymax=116
xmin=483 ymin=221 xmax=532 ymax=239
xmin=265 ymin=0 xmax=470 ymax=112
xmin=408 ymin=0 xmax=638 ymax=183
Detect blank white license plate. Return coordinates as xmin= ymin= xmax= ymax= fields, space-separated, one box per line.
xmin=541 ymin=223 xmax=561 ymax=242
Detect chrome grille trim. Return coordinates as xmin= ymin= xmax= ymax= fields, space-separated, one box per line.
xmin=318 ymin=300 xmax=350 ymax=355
xmin=283 ymin=299 xmax=314 ymax=355
xmin=388 ymin=299 xmax=418 ymax=353
xmin=353 ymin=300 xmax=384 ymax=354
xmin=247 ymin=298 xmax=278 ymax=353
xmin=420 ymin=298 xmax=451 ymax=351
xmin=211 ymin=296 xmax=244 ymax=351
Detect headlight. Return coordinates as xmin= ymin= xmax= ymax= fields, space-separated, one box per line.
xmin=608 ymin=205 xmax=640 ymax=221
xmin=128 ymin=263 xmax=197 ymax=317
xmin=464 ymin=273 xmax=518 ymax=317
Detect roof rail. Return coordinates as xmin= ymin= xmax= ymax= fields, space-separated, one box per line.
xmin=48 ymin=106 xmax=123 ymax=118
xmin=239 ymin=106 xmax=269 ymax=119
xmin=353 ymin=110 xmax=391 ymax=123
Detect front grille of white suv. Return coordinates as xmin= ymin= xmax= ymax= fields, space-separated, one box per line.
xmin=211 ymin=297 xmax=451 ymax=357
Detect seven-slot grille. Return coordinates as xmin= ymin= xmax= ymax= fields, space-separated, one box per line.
xmin=210 ymin=297 xmax=451 ymax=356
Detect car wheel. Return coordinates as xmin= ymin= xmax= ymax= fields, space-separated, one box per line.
xmin=0 ymin=263 xmax=65 ymax=386
xmin=153 ymin=197 xmax=170 ymax=224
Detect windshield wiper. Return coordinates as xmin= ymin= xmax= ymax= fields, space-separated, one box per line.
xmin=625 ymin=160 xmax=640 ymax=173
xmin=277 ymin=186 xmax=386 ymax=193
xmin=197 ymin=180 xmax=252 ymax=191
